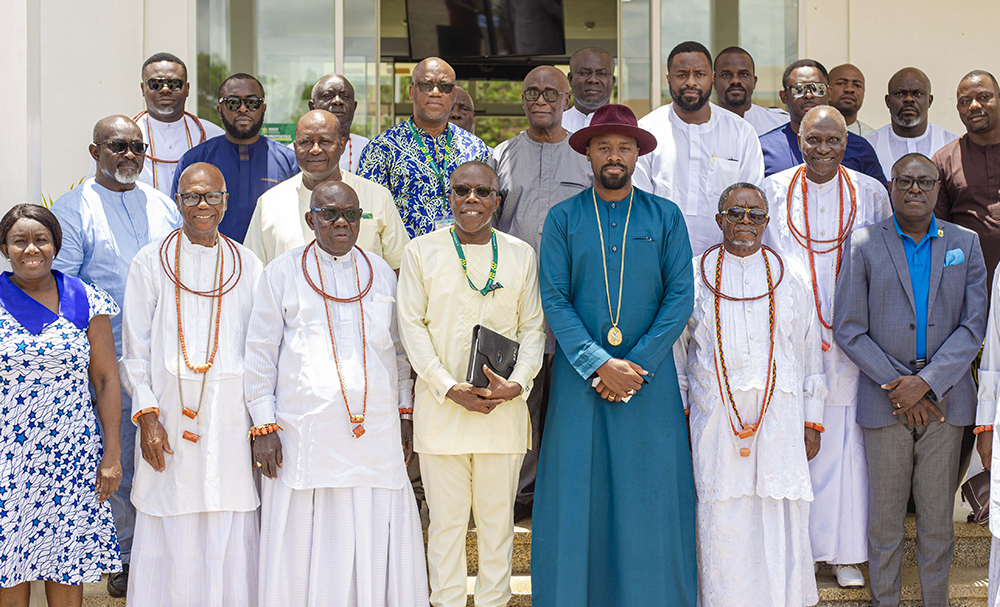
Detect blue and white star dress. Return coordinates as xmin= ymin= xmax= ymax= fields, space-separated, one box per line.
xmin=0 ymin=271 xmax=122 ymax=586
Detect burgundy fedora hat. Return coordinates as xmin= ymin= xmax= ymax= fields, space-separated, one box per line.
xmin=568 ymin=104 xmax=657 ymax=156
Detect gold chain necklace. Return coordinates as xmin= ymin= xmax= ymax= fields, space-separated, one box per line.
xmin=592 ymin=187 xmax=634 ymax=346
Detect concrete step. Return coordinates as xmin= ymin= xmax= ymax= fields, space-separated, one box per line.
xmin=817 ymin=563 xmax=988 ymax=606
xmin=460 ymin=519 xmax=532 ymax=577
xmin=465 ymin=576 xmax=531 ymax=607
xmin=905 ymin=516 xmax=990 ymax=568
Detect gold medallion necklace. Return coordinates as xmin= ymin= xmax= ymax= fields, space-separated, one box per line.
xmin=592 ymin=187 xmax=634 ymax=346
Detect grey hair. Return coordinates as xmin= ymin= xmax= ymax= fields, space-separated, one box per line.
xmin=718 ymin=182 xmax=768 ymax=214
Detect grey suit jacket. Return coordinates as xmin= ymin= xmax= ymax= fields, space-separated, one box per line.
xmin=833 ymin=216 xmax=988 ymax=428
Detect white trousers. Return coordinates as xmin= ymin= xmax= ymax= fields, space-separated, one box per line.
xmin=126 ymin=509 xmax=259 ymax=607
xmin=420 ymin=452 xmax=524 ymax=607
xmin=258 ymin=479 xmax=428 ymax=607
xmin=990 ymin=535 xmax=1000 ymax=607
xmin=808 ymin=404 xmax=869 ymax=564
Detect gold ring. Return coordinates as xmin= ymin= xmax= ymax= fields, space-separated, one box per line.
xmin=256 ymin=461 xmax=262 ymax=468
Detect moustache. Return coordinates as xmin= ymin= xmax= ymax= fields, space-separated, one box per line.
xmin=602 ymin=162 xmax=628 ymax=171
xmin=726 ymin=84 xmax=746 ymax=92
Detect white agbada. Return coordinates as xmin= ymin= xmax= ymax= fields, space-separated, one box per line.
xmin=741 ymin=104 xmax=791 ymax=136
xmin=675 ymin=246 xmax=825 ymax=606
xmin=865 ymin=123 xmax=958 ymax=180
xmin=136 ymin=113 xmax=225 ymax=193
xmin=975 ymin=264 xmax=1000 ymax=607
xmin=287 ymin=132 xmax=371 ymax=174
xmin=119 ymin=231 xmax=263 ymax=607
xmin=764 ymin=164 xmax=891 ymax=565
xmin=244 ymin=171 xmax=410 ymax=269
xmin=561 ymin=105 xmax=595 ymax=133
xmin=633 ymin=102 xmax=765 ymax=256
xmin=244 ymin=244 xmax=427 ymax=607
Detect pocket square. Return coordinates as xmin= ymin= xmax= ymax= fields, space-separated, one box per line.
xmin=945 ymin=248 xmax=965 ymax=267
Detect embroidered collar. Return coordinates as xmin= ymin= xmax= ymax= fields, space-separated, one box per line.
xmin=0 ymin=270 xmax=89 ymax=334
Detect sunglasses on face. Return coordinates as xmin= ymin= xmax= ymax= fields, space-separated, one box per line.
xmin=146 ymin=78 xmax=184 ymax=92
xmin=310 ymin=207 xmax=363 ymax=223
xmin=95 ymin=140 xmax=147 ymax=155
xmin=523 ymin=89 xmax=570 ymax=103
xmin=178 ymin=191 xmax=227 ymax=207
xmin=452 ymin=184 xmax=497 ymax=199
xmin=218 ymin=96 xmax=264 ymax=111
xmin=413 ymin=82 xmax=456 ymax=95
xmin=892 ymin=177 xmax=939 ymax=192
xmin=787 ymin=82 xmax=828 ymax=99
xmin=724 ymin=206 xmax=769 ymax=225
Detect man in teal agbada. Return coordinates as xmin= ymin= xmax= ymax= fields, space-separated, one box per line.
xmin=533 ymin=104 xmax=697 ymax=606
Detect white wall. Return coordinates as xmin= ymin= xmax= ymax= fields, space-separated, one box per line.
xmin=802 ymin=0 xmax=997 ymax=136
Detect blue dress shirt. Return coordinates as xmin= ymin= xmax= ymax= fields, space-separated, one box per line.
xmin=893 ymin=213 xmax=939 ymax=359
xmin=760 ymin=123 xmax=887 ymax=185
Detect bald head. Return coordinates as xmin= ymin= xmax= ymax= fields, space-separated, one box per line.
xmin=523 ymin=66 xmax=572 ymax=132
xmin=294 ymin=110 xmax=346 ymax=184
xmin=177 ymin=162 xmax=227 ymax=193
xmin=413 ymin=57 xmax=456 ymax=82
xmin=308 ymin=181 xmax=362 ymax=256
xmin=799 ymin=106 xmax=848 ymax=182
xmin=829 ymin=63 xmax=866 ymax=119
xmin=410 ymin=57 xmax=458 ymax=127
xmin=450 ymin=87 xmax=475 ymax=133
xmin=886 ymin=67 xmax=933 ymax=131
xmin=93 ymin=115 xmax=141 ymax=143
xmin=801 ymin=105 xmax=847 ymax=135
xmin=568 ymin=47 xmax=616 ymax=113
xmin=309 ymin=73 xmax=356 ymax=135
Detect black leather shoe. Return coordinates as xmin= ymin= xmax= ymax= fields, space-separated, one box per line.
xmin=107 ymin=563 xmax=129 ymax=598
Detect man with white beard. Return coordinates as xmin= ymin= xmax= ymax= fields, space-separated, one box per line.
xmin=50 ymin=114 xmax=182 ymax=596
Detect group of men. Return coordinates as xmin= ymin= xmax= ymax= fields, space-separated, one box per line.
xmin=35 ymin=38 xmax=1000 ymax=607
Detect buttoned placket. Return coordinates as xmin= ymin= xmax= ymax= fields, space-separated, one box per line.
xmin=321 ymin=250 xmax=362 ymax=361
xmin=119 ymin=190 xmax=148 ymax=251
xmin=687 ymin=124 xmax=702 ymax=216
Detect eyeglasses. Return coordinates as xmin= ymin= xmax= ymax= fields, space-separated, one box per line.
xmin=452 ymin=184 xmax=497 ymax=199
xmin=146 ymin=78 xmax=184 ymax=92
xmin=892 ymin=177 xmax=939 ymax=192
xmin=219 ymin=96 xmax=265 ymax=111
xmin=178 ymin=191 xmax=227 ymax=207
xmin=724 ymin=207 xmax=769 ymax=225
xmin=310 ymin=207 xmax=363 ymax=223
xmin=94 ymin=140 xmax=148 ymax=155
xmin=413 ymin=82 xmax=456 ymax=95
xmin=786 ymin=82 xmax=828 ymax=99
xmin=523 ymin=89 xmax=570 ymax=103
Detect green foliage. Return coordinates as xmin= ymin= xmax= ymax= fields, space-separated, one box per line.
xmin=196 ymin=52 xmax=229 ymax=128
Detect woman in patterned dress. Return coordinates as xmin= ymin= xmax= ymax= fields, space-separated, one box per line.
xmin=0 ymin=204 xmax=123 ymax=606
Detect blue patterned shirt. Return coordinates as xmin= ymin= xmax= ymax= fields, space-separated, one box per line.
xmin=358 ymin=120 xmax=490 ymax=237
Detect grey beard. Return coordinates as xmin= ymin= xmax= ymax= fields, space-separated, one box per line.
xmin=115 ymin=170 xmax=140 ymax=184
xmin=732 ymin=238 xmax=757 ymax=247
xmin=893 ymin=113 xmax=924 ymax=128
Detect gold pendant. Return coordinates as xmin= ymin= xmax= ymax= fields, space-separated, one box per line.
xmin=607 ymin=326 xmax=623 ymax=346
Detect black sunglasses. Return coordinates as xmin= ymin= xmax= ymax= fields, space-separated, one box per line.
xmin=311 ymin=207 xmax=363 ymax=223
xmin=219 ymin=96 xmax=265 ymax=111
xmin=178 ymin=191 xmax=227 ymax=207
xmin=452 ymin=184 xmax=497 ymax=199
xmin=413 ymin=82 xmax=456 ymax=94
xmin=95 ymin=140 xmax=147 ymax=156
xmin=146 ymin=78 xmax=184 ymax=92
xmin=523 ymin=89 xmax=569 ymax=103
xmin=892 ymin=177 xmax=938 ymax=192
xmin=724 ymin=207 xmax=769 ymax=225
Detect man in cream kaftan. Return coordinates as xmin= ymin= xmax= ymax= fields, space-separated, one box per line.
xmin=397 ymin=162 xmax=545 ymax=607
xmin=244 ymin=181 xmax=427 ymax=607
xmin=676 ymin=183 xmax=826 ymax=606
xmin=119 ymin=164 xmax=262 ymax=606
xmin=764 ymin=107 xmax=891 ymax=585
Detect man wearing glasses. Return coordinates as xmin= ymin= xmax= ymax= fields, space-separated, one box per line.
xmin=120 ymin=163 xmax=262 ymax=606
xmin=50 ymin=114 xmax=182 ymax=597
xmin=764 ymin=105 xmax=891 ymax=589
xmin=171 ymin=73 xmax=298 ymax=244
xmin=245 ymin=181 xmax=428 ymax=606
xmin=759 ymin=59 xmax=885 ymax=184
xmin=246 ymin=109 xmax=408 ymax=268
xmin=397 ymin=161 xmax=545 ymax=607
xmin=673 ymin=183 xmax=825 ymax=606
xmin=835 ymin=153 xmax=987 ymax=606
xmin=358 ymin=57 xmax=490 ymax=238
xmin=133 ymin=53 xmax=224 ymax=193
xmin=490 ymin=65 xmax=591 ymax=521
